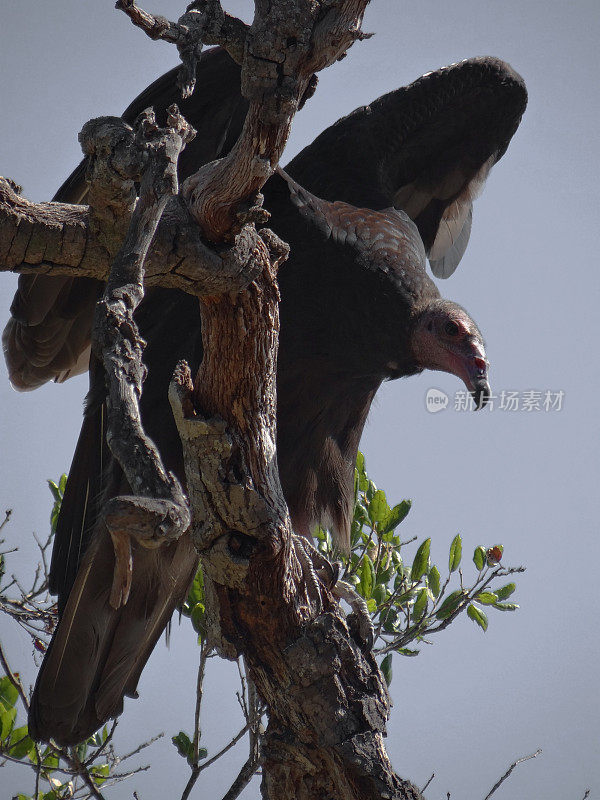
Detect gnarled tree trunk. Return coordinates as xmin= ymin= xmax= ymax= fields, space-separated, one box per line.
xmin=0 ymin=2 xmax=424 ymax=797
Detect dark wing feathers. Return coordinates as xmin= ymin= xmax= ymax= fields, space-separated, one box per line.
xmin=30 ymin=288 xmax=204 ymax=744
xmin=286 ymin=56 xmax=527 ymax=273
xmin=4 ymin=53 xmax=526 ymax=391
xmin=48 ymin=359 xmax=111 ymax=611
xmin=3 ymin=47 xmax=245 ymax=393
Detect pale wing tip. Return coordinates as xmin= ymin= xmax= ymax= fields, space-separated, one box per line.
xmin=430 ymin=257 xmax=460 ymax=279
xmin=429 ymin=207 xmax=473 ymax=279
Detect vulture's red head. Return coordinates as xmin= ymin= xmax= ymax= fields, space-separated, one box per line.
xmin=412 ymin=300 xmax=490 ymax=409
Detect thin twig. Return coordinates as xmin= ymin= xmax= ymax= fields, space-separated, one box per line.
xmin=193 ymin=643 xmax=210 ymax=762
xmin=236 ymin=657 xmax=249 ymax=720
xmin=221 ymin=751 xmax=261 ymax=800
xmin=201 ymin=724 xmax=252 ymax=773
xmin=68 ymin=748 xmax=108 ymax=800
xmin=33 ymin=741 xmax=42 ymax=799
xmin=0 ymin=509 xmax=12 ymax=533
xmin=0 ymin=640 xmax=30 ymax=709
xmin=84 ymin=720 xmax=119 ymax=766
xmin=220 ymin=749 xmax=261 ymax=800
xmin=421 ymin=772 xmax=434 ymax=793
xmin=100 ymin=764 xmax=151 ymax=780
xmin=483 ymin=749 xmax=542 ymax=800
xmin=180 ymin=722 xmax=251 ymax=800
xmin=117 ymin=732 xmax=164 ymax=763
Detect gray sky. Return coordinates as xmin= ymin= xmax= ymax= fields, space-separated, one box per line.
xmin=1 ymin=1 xmax=599 ymax=798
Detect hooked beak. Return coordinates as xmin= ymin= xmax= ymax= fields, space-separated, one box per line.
xmin=450 ymin=342 xmax=490 ymax=410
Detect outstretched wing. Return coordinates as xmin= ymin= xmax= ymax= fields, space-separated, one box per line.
xmin=2 ymin=46 xmax=246 ymax=392
xmin=286 ymin=56 xmax=527 ymax=277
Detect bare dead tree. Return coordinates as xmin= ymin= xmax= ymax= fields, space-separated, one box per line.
xmin=0 ymin=2 xmax=428 ymax=798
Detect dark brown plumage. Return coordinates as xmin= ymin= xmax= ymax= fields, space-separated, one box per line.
xmin=1 ymin=48 xmax=526 ymax=743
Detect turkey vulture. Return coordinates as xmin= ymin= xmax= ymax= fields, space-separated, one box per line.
xmin=2 ymin=48 xmax=526 ymax=743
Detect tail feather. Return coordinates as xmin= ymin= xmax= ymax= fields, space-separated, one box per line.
xmin=30 ymin=529 xmax=198 ymax=745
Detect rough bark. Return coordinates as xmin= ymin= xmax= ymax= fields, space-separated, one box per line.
xmin=90 ymin=106 xmax=196 ymax=608
xmin=0 ymin=177 xmax=265 ymax=296
xmin=1 ymin=1 xmax=424 ymax=797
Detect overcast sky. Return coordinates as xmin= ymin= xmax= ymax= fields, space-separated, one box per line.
xmin=1 ymin=1 xmax=599 ymax=799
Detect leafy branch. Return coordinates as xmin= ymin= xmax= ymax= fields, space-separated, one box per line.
xmin=3 ymin=452 xmax=527 ymax=798
xmin=315 ymin=452 xmax=525 ymax=682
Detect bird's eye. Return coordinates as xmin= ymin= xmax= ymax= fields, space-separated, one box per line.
xmin=444 ymin=321 xmax=460 ymax=337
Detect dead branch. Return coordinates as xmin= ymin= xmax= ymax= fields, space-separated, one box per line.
xmin=117 ymin=0 xmax=248 ymax=96
xmin=483 ymin=749 xmax=542 ymax=800
xmin=87 ymin=106 xmax=196 ymax=607
xmin=0 ymin=177 xmax=265 ymax=296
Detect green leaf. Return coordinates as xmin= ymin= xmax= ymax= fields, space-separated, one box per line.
xmin=376 ymin=563 xmax=393 ymax=585
xmin=449 ymin=534 xmax=462 ymax=572
xmin=0 ymin=675 xmax=19 ymax=708
xmin=372 ymin=584 xmax=387 ymax=606
xmin=8 ymin=726 xmax=35 ymax=759
xmin=381 ymin=606 xmax=399 ymax=634
xmin=380 ymin=653 xmax=393 ymax=686
xmin=0 ymin=701 xmax=17 ymax=739
xmin=366 ymin=598 xmax=377 ymax=613
xmin=493 ymin=602 xmax=520 ymax=612
xmin=355 ymin=451 xmax=365 ymax=476
xmin=435 ymin=590 xmax=465 ymax=620
xmin=172 ymin=731 xmax=193 ymax=761
xmin=393 ymin=589 xmax=417 ymax=606
xmin=190 ymin=603 xmax=205 ymax=636
xmin=410 ymin=538 xmax=431 ymax=582
xmin=476 ymin=591 xmax=498 ymax=605
xmin=40 ymin=748 xmax=59 ymax=769
xmin=47 ymin=480 xmax=61 ymax=502
xmin=91 ymin=763 xmax=110 ymax=785
xmin=368 ymin=490 xmax=389 ymax=525
xmin=473 ymin=546 xmax=486 ymax=571
xmin=396 ymin=647 xmax=420 ymax=657
xmin=360 ymin=555 xmax=375 ymax=599
xmin=495 ymin=582 xmax=516 ymax=601
xmin=183 ymin=568 xmax=205 ymax=615
xmin=381 ymin=500 xmax=412 ymax=535
xmin=428 ymin=565 xmax=441 ymax=598
xmin=353 ymin=502 xmax=369 ymax=527
xmin=412 ymin=587 xmax=428 ymax=620
xmin=58 ymin=473 xmax=68 ymax=495
xmin=75 ymin=741 xmax=88 ymax=760
xmin=467 ymin=603 xmax=489 ymax=631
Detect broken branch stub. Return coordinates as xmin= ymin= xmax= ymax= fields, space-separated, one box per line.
xmin=117 ymin=0 xmax=372 ymax=241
